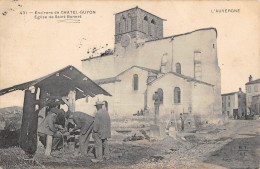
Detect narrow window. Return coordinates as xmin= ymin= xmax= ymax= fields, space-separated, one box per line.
xmin=213 ymin=44 xmax=215 ymax=48
xmin=120 ymin=15 xmax=126 ymax=33
xmin=133 ymin=74 xmax=138 ymax=91
xmin=150 ymin=19 xmax=156 ymax=36
xmin=176 ymin=63 xmax=181 ymax=74
xmin=143 ymin=16 xmax=148 ymax=34
xmin=174 ymin=87 xmax=181 ymax=103
xmin=118 ymin=22 xmax=121 ymax=33
xmin=254 ymin=85 xmax=258 ymax=92
xmin=126 ymin=13 xmax=132 ymax=32
xmin=248 ymin=86 xmax=251 ymax=93
xmin=157 ymin=88 xmax=163 ymax=104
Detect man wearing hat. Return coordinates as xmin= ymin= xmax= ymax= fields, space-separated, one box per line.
xmin=91 ymin=101 xmax=111 ymax=163
xmin=68 ymin=111 xmax=94 ymax=156
xmin=38 ymin=107 xmax=65 ymax=156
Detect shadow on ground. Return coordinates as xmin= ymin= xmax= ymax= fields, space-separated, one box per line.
xmin=38 ymin=143 xmax=157 ymax=168
xmin=204 ymin=135 xmax=260 ymax=168
xmin=0 ymin=142 xmax=157 ymax=169
xmin=0 ymin=129 xmax=20 ymax=148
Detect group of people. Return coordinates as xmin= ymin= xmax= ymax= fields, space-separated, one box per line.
xmin=37 ymin=98 xmax=111 ymax=163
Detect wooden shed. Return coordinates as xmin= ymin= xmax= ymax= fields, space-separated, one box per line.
xmin=0 ymin=65 xmax=111 ymax=156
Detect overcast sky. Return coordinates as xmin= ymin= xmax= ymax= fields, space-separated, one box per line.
xmin=0 ymin=1 xmax=259 ymax=108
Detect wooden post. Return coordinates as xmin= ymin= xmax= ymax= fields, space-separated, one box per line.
xmin=173 ymin=111 xmax=178 ymax=131
xmin=20 ymin=87 xmax=39 ymax=156
xmin=63 ymin=90 xmax=76 ymax=130
xmin=37 ymin=88 xmax=47 ymax=148
xmin=68 ymin=90 xmax=76 ymax=112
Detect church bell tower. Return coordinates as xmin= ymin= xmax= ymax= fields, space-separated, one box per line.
xmin=114 ymin=6 xmax=164 ymax=57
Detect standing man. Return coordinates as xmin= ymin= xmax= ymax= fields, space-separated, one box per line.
xmin=152 ymin=91 xmax=160 ymax=124
xmin=91 ymin=101 xmax=111 ymax=163
xmin=38 ymin=107 xmax=64 ymax=156
xmin=68 ymin=111 xmax=94 ymax=156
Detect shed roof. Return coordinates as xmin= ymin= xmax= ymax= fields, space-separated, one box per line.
xmin=95 ymin=77 xmax=121 ymax=85
xmin=0 ymin=65 xmax=111 ymax=99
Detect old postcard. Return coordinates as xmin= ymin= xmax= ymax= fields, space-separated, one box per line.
xmin=0 ymin=0 xmax=259 ymax=168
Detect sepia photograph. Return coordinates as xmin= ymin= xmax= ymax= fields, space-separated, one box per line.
xmin=0 ymin=0 xmax=259 ymax=168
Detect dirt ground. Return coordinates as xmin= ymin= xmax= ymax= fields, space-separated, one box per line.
xmin=0 ymin=119 xmax=259 ymax=169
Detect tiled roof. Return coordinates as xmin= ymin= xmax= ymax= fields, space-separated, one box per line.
xmin=94 ymin=65 xmax=161 ymax=85
xmin=116 ymin=65 xmax=161 ymax=77
xmin=95 ymin=77 xmax=121 ymax=85
xmin=245 ymin=78 xmax=260 ymax=85
xmin=221 ymin=92 xmax=238 ymax=96
xmin=145 ymin=27 xmax=217 ymax=43
xmin=0 ymin=65 xmax=112 ymax=98
xmin=148 ymin=72 xmax=214 ymax=87
xmin=115 ymin=6 xmax=166 ymax=21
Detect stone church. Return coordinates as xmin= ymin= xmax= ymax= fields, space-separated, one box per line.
xmin=81 ymin=7 xmax=221 ymax=118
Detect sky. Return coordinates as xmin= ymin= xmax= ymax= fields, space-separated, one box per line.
xmin=0 ymin=0 xmax=259 ymax=108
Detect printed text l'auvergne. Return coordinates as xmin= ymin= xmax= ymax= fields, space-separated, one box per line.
xmin=211 ymin=9 xmax=240 ymax=13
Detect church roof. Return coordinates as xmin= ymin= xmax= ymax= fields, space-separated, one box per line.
xmin=245 ymin=78 xmax=260 ymax=85
xmin=145 ymin=27 xmax=218 ymax=43
xmin=148 ymin=72 xmax=214 ymax=87
xmin=94 ymin=65 xmax=161 ymax=85
xmin=81 ymin=54 xmax=112 ymax=61
xmin=95 ymin=65 xmax=214 ymax=87
xmin=115 ymin=6 xmax=166 ymax=21
xmin=117 ymin=65 xmax=161 ymax=77
xmin=81 ymin=49 xmax=114 ymax=62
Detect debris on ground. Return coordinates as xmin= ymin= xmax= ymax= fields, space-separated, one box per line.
xmin=123 ymin=134 xmax=144 ymax=142
xmin=123 ymin=129 xmax=150 ymax=142
xmin=149 ymin=155 xmax=164 ymax=162
xmin=0 ymin=120 xmax=259 ymax=169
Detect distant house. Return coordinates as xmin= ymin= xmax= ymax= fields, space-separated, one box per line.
xmin=221 ymin=88 xmax=246 ymax=118
xmin=245 ymin=75 xmax=260 ymax=115
xmin=251 ymin=95 xmax=260 ymax=115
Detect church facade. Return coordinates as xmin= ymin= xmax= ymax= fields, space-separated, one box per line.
xmin=81 ymin=7 xmax=221 ymax=118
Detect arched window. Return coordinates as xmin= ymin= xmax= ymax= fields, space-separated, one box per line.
xmin=157 ymin=88 xmax=163 ymax=104
xmin=143 ymin=16 xmax=149 ymax=34
xmin=133 ymin=74 xmax=138 ymax=91
xmin=126 ymin=13 xmax=132 ymax=32
xmin=174 ymin=87 xmax=181 ymax=103
xmin=120 ymin=15 xmax=126 ymax=33
xmin=176 ymin=63 xmax=181 ymax=74
xmin=150 ymin=19 xmax=156 ymax=36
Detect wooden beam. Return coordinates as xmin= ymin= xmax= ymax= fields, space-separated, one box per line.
xmin=67 ymin=90 xmax=76 ymax=112
xmin=20 ymin=88 xmax=39 ymax=156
